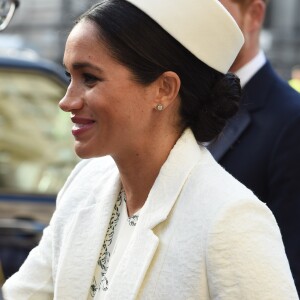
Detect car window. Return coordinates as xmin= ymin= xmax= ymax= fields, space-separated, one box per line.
xmin=0 ymin=68 xmax=78 ymax=195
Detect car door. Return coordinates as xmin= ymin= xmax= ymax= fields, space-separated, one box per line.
xmin=0 ymin=55 xmax=78 ymax=280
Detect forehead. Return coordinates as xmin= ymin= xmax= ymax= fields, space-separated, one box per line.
xmin=64 ymin=20 xmax=116 ymax=68
xmin=66 ymin=21 xmax=100 ymax=51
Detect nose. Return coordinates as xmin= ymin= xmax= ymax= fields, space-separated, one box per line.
xmin=59 ymin=85 xmax=83 ymax=112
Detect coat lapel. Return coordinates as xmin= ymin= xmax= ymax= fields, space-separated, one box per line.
xmin=106 ymin=129 xmax=202 ymax=299
xmin=55 ymin=168 xmax=121 ymax=300
xmin=208 ymin=109 xmax=251 ymax=161
xmin=243 ymin=61 xmax=274 ymax=111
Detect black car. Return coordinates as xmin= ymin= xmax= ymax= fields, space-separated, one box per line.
xmin=0 ymin=54 xmax=78 ymax=280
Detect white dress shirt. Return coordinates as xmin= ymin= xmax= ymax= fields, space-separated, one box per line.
xmin=235 ymin=50 xmax=267 ymax=88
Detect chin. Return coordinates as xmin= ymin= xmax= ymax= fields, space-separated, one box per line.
xmin=74 ymin=143 xmax=107 ymax=159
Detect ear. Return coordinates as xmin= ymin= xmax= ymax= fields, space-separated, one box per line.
xmin=245 ymin=0 xmax=266 ymax=32
xmin=153 ymin=71 xmax=181 ymax=111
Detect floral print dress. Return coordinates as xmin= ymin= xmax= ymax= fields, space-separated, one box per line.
xmin=88 ymin=189 xmax=140 ymax=299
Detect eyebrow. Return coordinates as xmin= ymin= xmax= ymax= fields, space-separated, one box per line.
xmin=64 ymin=62 xmax=103 ymax=72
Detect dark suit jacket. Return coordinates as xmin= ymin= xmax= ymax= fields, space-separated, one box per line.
xmin=209 ymin=61 xmax=300 ymax=295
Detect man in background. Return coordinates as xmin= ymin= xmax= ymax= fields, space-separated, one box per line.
xmin=209 ymin=0 xmax=300 ymax=295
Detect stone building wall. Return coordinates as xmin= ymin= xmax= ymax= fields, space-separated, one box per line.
xmin=265 ymin=0 xmax=300 ymax=79
xmin=1 ymin=0 xmax=93 ymax=63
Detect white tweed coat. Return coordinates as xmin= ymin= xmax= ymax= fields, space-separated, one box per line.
xmin=3 ymin=129 xmax=298 ymax=299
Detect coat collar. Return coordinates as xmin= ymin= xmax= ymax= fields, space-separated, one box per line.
xmin=242 ymin=61 xmax=274 ymax=112
xmin=55 ymin=128 xmax=203 ymax=299
xmin=142 ymin=128 xmax=202 ymax=229
xmin=106 ymin=128 xmax=203 ymax=299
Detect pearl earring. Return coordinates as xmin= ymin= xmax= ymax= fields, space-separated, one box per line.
xmin=156 ymin=104 xmax=164 ymax=111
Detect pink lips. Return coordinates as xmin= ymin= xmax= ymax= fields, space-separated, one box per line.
xmin=71 ymin=116 xmax=95 ymax=137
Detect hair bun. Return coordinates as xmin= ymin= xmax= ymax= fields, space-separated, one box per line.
xmin=193 ymin=73 xmax=241 ymax=142
xmin=209 ymin=73 xmax=241 ymax=119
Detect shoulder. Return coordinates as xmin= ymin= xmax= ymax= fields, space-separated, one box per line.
xmin=59 ymin=156 xmax=116 ymax=189
xmin=190 ymin=151 xmax=297 ymax=297
xmin=202 ymin=174 xmax=297 ymax=297
xmin=182 ymin=146 xmax=266 ymax=220
xmin=67 ymin=155 xmax=115 ymax=177
xmin=189 ymin=147 xmax=258 ymax=201
xmin=251 ymin=62 xmax=300 ymax=109
xmin=244 ymin=62 xmax=300 ymax=138
xmin=56 ymin=156 xmax=117 ymax=208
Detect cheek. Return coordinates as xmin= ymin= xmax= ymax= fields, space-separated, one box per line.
xmin=84 ymin=89 xmax=106 ymax=115
xmin=89 ymin=84 xmax=150 ymax=126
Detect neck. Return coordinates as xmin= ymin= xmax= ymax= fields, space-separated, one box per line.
xmin=113 ymin=129 xmax=181 ymax=217
xmin=230 ymin=37 xmax=260 ymax=73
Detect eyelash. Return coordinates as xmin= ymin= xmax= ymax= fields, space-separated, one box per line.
xmin=65 ymin=71 xmax=71 ymax=83
xmin=64 ymin=71 xmax=99 ymax=86
xmin=83 ymin=73 xmax=98 ymax=85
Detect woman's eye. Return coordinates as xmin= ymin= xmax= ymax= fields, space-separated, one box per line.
xmin=83 ymin=73 xmax=98 ymax=85
xmin=63 ymin=71 xmax=99 ymax=86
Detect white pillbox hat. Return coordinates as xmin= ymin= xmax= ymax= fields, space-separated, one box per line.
xmin=126 ymin=0 xmax=244 ymax=74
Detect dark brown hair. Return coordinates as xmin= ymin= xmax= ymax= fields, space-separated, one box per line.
xmin=77 ymin=0 xmax=241 ymax=142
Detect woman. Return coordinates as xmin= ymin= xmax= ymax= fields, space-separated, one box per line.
xmin=3 ymin=0 xmax=298 ymax=299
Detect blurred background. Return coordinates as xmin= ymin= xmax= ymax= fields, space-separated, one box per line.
xmin=0 ymin=0 xmax=299 ymax=283
xmin=2 ymin=0 xmax=300 ymax=79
